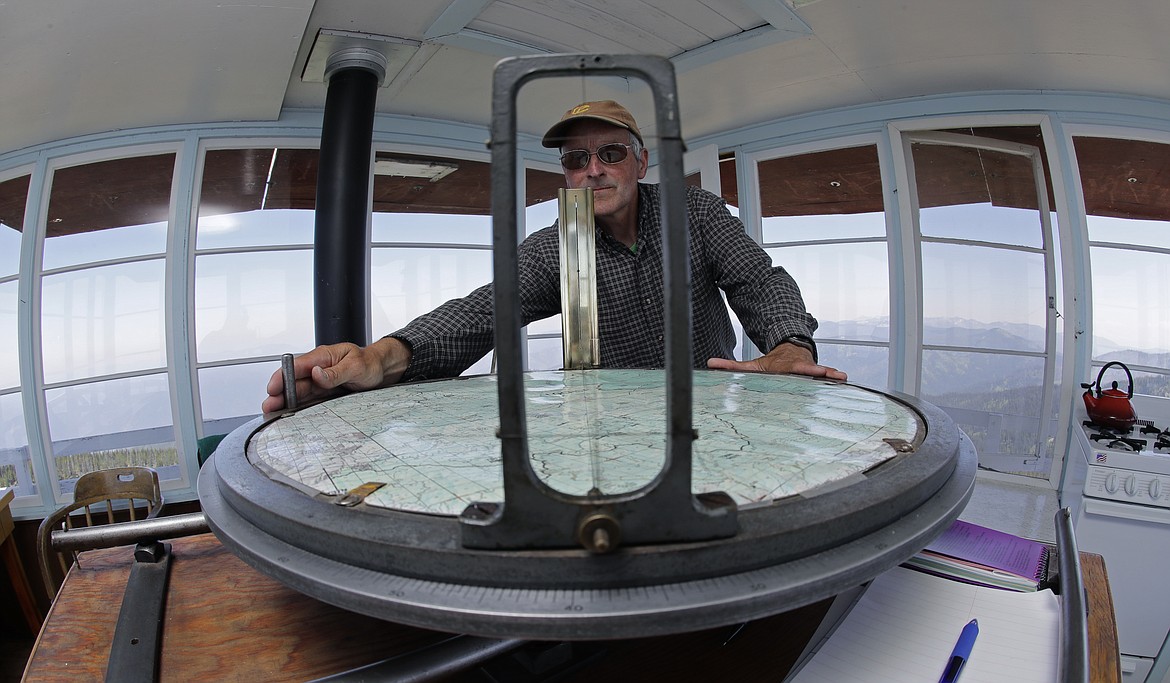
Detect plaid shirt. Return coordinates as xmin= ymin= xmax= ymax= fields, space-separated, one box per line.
xmin=392 ymin=183 xmax=818 ymax=381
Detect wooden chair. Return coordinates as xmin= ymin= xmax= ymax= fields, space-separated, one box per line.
xmin=37 ymin=466 xmax=164 ymax=600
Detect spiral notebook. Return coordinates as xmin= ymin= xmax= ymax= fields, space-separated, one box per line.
xmin=903 ymin=520 xmax=1051 ymax=591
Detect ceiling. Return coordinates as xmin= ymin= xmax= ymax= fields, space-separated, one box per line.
xmin=4 ymin=0 xmax=1170 ymax=159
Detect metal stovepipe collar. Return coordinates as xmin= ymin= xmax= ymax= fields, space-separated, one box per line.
xmin=324 ymin=46 xmax=388 ymax=84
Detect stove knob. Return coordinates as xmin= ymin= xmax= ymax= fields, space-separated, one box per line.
xmin=1105 ymin=473 xmax=1118 ymax=493
xmin=1124 ymin=475 xmax=1137 ymax=497
xmin=1152 ymin=478 xmax=1163 ymax=501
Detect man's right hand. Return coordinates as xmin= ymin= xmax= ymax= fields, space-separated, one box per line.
xmin=261 ymin=337 xmax=412 ymax=414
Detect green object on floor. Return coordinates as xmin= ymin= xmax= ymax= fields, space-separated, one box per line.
xmin=196 ymin=434 xmax=228 ymax=467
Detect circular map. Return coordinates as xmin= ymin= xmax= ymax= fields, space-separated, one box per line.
xmin=248 ymin=369 xmax=920 ymax=515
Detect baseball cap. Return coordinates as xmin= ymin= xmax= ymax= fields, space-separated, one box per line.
xmin=541 ymin=100 xmax=644 ymax=148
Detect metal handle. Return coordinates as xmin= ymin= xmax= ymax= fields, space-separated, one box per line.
xmin=1054 ymin=507 xmax=1089 ymax=683
xmin=282 ymin=353 xmax=299 ymax=410
xmin=1082 ymin=498 xmax=1170 ymax=526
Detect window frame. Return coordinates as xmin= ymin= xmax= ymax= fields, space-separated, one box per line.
xmin=1065 ymin=124 xmax=1170 ymax=393
xmin=28 ymin=143 xmax=190 ymax=505
xmin=742 ymin=133 xmax=895 ymax=379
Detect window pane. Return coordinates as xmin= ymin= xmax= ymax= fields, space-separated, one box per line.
xmin=43 ymin=221 xmax=169 ymax=271
xmin=197 ymin=148 xmax=317 ymax=249
xmin=370 ymin=247 xmax=491 ymax=335
xmin=41 ymin=259 xmax=167 ymax=384
xmin=46 ymin=374 xmax=177 ymax=492
xmin=0 ymin=174 xmax=28 ymax=276
xmin=465 ymin=353 xmax=493 ymax=375
xmin=522 ymin=197 xmax=563 ymax=335
xmin=1090 ymin=246 xmax=1170 ymax=362
xmin=766 ymin=243 xmax=890 ymax=342
xmin=373 ymin=213 xmax=491 ymax=245
xmin=818 ymin=343 xmax=889 ymax=390
xmin=198 ymin=209 xmax=314 ymax=250
xmin=1088 ymin=363 xmax=1170 ymax=399
xmin=913 ymin=143 xmax=1042 ymax=248
xmin=525 ymin=198 xmax=558 ymax=237
xmin=0 ymin=282 xmax=17 ymax=389
xmin=528 ymin=313 xmax=562 ymax=336
xmin=763 ymin=212 xmax=884 ymax=243
xmin=43 ymin=154 xmax=174 ymax=269
xmin=921 ymin=349 xmax=1050 ymax=477
xmin=1075 ymin=136 xmax=1170 ymax=375
xmin=0 ymin=392 xmax=34 ymax=496
xmin=920 ymin=203 xmax=1043 ymax=248
xmin=527 ymin=336 xmax=564 ymax=372
xmin=199 ymin=361 xmax=275 ymax=431
xmin=1087 ymin=215 xmax=1170 ymax=249
xmin=195 ymin=250 xmax=314 ymax=362
xmin=755 ymin=145 xmax=886 ymax=359
xmin=921 ymin=243 xmax=1046 ymax=352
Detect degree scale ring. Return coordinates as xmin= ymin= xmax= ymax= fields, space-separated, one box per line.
xmin=200 ymin=369 xmax=976 ymax=639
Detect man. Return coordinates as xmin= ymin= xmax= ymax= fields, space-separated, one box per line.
xmin=263 ymin=100 xmax=844 ymax=413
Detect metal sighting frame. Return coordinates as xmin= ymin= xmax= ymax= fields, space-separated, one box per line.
xmin=459 ymin=53 xmax=738 ymax=552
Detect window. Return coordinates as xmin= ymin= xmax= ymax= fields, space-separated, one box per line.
xmin=753 ymin=144 xmax=890 ymax=389
xmin=1075 ymin=136 xmax=1170 ymax=397
xmin=40 ymin=153 xmax=179 ymax=497
xmin=905 ymin=128 xmax=1061 ymax=478
xmin=372 ymin=151 xmax=496 ymax=375
xmin=195 ymin=147 xmax=319 ymax=436
xmin=0 ymin=174 xmax=31 ymax=496
xmin=194 ymin=148 xmax=570 ymax=439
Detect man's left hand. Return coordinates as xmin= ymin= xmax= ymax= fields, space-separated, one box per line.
xmin=706 ymin=342 xmax=847 ymax=381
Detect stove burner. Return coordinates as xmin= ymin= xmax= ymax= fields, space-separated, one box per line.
xmin=1083 ymin=417 xmax=1170 ymax=454
xmin=1107 ymin=438 xmax=1144 ymax=452
xmin=1084 ymin=420 xmax=1134 ymax=436
xmin=1088 ymin=432 xmax=1145 ymax=451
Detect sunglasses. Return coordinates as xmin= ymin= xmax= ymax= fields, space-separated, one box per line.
xmin=560 ymin=143 xmax=635 ymax=170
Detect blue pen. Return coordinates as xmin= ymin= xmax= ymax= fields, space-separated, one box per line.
xmin=939 ymin=619 xmax=979 ymax=683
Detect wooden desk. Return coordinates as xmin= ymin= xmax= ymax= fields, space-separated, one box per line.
xmin=1 ymin=488 xmax=41 ymax=635
xmin=23 ymin=533 xmax=1121 ymax=682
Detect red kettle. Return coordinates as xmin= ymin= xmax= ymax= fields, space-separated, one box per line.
xmin=1082 ymin=361 xmax=1138 ymax=430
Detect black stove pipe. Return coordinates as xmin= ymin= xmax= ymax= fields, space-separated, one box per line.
xmin=314 ymin=64 xmax=380 ymax=346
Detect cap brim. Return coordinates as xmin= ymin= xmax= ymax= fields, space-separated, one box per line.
xmin=541 ymin=115 xmax=640 ymax=148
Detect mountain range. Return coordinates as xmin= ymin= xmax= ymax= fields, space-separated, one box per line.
xmin=817 ymin=317 xmax=1170 ymax=398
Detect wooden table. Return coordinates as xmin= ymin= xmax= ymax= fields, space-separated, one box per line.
xmin=1 ymin=488 xmax=41 ymax=635
xmin=23 ymin=533 xmax=1121 ymax=682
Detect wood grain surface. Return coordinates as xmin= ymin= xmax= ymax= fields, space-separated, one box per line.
xmin=22 ymin=533 xmax=1121 ymax=682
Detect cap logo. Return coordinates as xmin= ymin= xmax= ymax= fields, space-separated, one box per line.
xmin=570 ymin=104 xmax=591 ymax=115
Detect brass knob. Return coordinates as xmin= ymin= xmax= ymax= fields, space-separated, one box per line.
xmin=577 ymin=512 xmax=621 ymax=554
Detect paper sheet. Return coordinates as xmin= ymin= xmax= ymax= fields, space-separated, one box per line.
xmin=789 ymin=566 xmax=1060 ymax=683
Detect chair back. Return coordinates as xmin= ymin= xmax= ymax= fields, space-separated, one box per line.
xmin=37 ymin=466 xmax=164 ymax=600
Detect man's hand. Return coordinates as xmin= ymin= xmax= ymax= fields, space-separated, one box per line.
xmin=706 ymin=341 xmax=847 ymax=381
xmin=261 ymin=337 xmax=412 ymax=414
